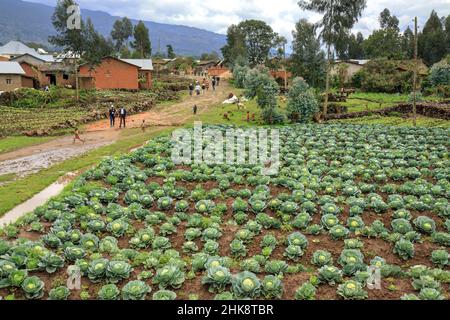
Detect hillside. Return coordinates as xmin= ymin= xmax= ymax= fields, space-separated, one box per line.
xmin=0 ymin=0 xmax=226 ymax=57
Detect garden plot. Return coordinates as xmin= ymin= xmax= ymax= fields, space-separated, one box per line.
xmin=0 ymin=124 xmax=449 ymax=300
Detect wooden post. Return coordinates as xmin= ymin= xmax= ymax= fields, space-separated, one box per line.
xmin=283 ymin=42 xmax=287 ymax=91
xmin=323 ymin=43 xmax=331 ymax=117
xmin=412 ymin=17 xmax=418 ymax=126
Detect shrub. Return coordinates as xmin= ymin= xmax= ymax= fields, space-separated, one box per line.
xmin=286 ymin=78 xmax=319 ymax=123
xmin=429 ymin=58 xmax=450 ymax=88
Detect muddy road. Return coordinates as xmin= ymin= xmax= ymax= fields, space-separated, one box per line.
xmin=0 ymin=81 xmax=230 ymax=178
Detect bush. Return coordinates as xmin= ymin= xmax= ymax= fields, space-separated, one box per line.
xmin=244 ymin=68 xmax=284 ymax=125
xmin=429 ymin=58 xmax=450 ymax=87
xmin=357 ymin=59 xmax=413 ymax=93
xmin=286 ymin=78 xmax=319 ymax=123
xmin=233 ymin=65 xmax=250 ymax=89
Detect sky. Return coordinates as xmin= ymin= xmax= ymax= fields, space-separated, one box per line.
xmin=26 ymin=0 xmax=450 ymax=41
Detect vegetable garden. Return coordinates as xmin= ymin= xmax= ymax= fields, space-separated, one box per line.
xmin=0 ymin=124 xmax=449 ymax=300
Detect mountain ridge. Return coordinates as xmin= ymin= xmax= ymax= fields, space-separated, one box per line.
xmin=0 ymin=0 xmax=227 ymax=57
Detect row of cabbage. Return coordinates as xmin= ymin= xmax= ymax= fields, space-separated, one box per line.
xmin=0 ymin=124 xmax=448 ymax=300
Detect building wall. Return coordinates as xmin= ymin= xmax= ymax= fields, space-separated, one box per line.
xmin=79 ymin=57 xmax=139 ymax=90
xmin=138 ymin=71 xmax=153 ymax=90
xmin=330 ymin=63 xmax=363 ymax=83
xmin=12 ymin=55 xmax=45 ymax=66
xmin=208 ymin=67 xmax=230 ymax=77
xmin=21 ymin=76 xmax=34 ymax=88
xmin=0 ymin=74 xmax=23 ymax=92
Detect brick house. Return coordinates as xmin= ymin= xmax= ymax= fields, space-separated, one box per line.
xmin=0 ymin=61 xmax=34 ymax=92
xmin=78 ymin=57 xmax=141 ymax=90
xmin=120 ymin=59 xmax=153 ymax=89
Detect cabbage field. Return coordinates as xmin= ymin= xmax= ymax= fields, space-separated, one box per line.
xmin=0 ymin=124 xmax=449 ymax=300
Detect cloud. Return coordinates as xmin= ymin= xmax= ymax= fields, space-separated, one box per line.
xmin=26 ymin=0 xmax=450 ymax=41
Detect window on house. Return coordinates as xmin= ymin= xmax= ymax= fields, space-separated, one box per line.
xmin=6 ymin=79 xmax=12 ymax=84
xmin=63 ymin=74 xmax=69 ymax=80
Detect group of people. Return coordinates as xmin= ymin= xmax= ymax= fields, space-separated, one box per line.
xmin=109 ymin=105 xmax=128 ymax=128
xmin=189 ymin=76 xmax=220 ymax=96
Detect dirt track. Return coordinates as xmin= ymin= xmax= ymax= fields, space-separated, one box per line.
xmin=0 ymin=80 xmax=230 ymax=178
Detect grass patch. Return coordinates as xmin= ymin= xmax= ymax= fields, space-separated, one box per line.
xmin=337 ymin=92 xmax=443 ymax=113
xmin=0 ymin=127 xmax=174 ymax=216
xmin=330 ymin=115 xmax=450 ymax=128
xmin=0 ymin=173 xmax=17 ymax=184
xmin=0 ymin=136 xmax=55 ymax=154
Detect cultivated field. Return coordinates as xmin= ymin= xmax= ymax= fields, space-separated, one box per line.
xmin=0 ymin=124 xmax=448 ymax=300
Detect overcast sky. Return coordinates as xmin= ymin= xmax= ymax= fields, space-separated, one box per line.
xmin=27 ymin=0 xmax=450 ymax=41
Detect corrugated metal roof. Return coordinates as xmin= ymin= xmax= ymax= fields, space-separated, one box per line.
xmin=0 ymin=41 xmax=54 ymax=62
xmin=0 ymin=61 xmax=26 ymax=75
xmin=120 ymin=59 xmax=153 ymax=71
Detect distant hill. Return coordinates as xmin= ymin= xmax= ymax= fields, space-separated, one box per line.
xmin=0 ymin=0 xmax=226 ymax=57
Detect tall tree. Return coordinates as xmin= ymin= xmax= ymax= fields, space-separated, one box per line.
xmin=111 ymin=17 xmax=133 ymax=53
xmin=445 ymin=16 xmax=450 ymax=54
xmin=402 ymin=27 xmax=415 ymax=59
xmin=83 ymin=18 xmax=114 ymax=70
xmin=166 ymin=45 xmax=176 ymax=59
xmin=221 ymin=24 xmax=247 ymax=66
xmin=132 ymin=21 xmax=151 ymax=58
xmin=348 ymin=32 xmax=365 ymax=59
xmin=299 ymin=0 xmax=367 ymax=115
xmin=290 ymin=18 xmax=326 ymax=88
xmin=379 ymin=8 xmax=399 ymax=31
xmin=418 ymin=10 xmax=447 ymax=65
xmin=238 ymin=20 xmax=276 ymax=67
xmin=363 ymin=9 xmax=404 ymax=59
xmin=49 ymin=0 xmax=85 ymax=100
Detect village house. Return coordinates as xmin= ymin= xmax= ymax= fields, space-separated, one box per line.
xmin=194 ymin=60 xmax=217 ymax=77
xmin=79 ymin=57 xmax=152 ymax=90
xmin=0 ymin=41 xmax=54 ymax=62
xmin=330 ymin=59 xmax=370 ymax=83
xmin=120 ymin=59 xmax=154 ymax=89
xmin=207 ymin=60 xmax=231 ymax=78
xmin=0 ymin=61 xmax=34 ymax=92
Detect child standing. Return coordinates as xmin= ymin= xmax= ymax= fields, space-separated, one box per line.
xmin=193 ymin=105 xmax=198 ymax=115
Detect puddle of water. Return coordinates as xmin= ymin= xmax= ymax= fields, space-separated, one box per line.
xmin=0 ymin=172 xmax=77 ymax=227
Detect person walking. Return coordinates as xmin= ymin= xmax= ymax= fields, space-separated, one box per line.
xmin=109 ymin=105 xmax=116 ymax=127
xmin=193 ymin=104 xmax=198 ymax=115
xmin=212 ymin=77 xmax=216 ymax=91
xmin=119 ymin=106 xmax=127 ymax=128
xmin=73 ymin=128 xmax=85 ymax=144
xmin=201 ymin=79 xmax=206 ymax=94
xmin=188 ymin=83 xmax=194 ymax=96
xmin=195 ymin=83 xmax=201 ymax=96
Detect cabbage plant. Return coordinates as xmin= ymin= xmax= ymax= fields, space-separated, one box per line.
xmin=337 ymin=280 xmax=368 ymax=300
xmin=231 ymin=271 xmax=261 ymax=299
xmin=122 ymin=280 xmax=151 ymax=300
xmin=21 ymin=276 xmax=45 ymax=299
xmin=153 ymin=265 xmax=185 ymax=289
xmin=98 ymin=284 xmax=121 ymax=300
xmin=201 ymin=266 xmax=232 ymax=293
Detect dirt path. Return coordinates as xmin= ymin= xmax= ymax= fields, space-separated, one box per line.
xmin=0 ymin=80 xmax=230 ymax=178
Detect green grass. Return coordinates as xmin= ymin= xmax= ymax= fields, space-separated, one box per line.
xmin=0 ymin=127 xmax=174 ymax=216
xmin=330 ymin=115 xmax=450 ymax=128
xmin=337 ymin=92 xmax=443 ymax=113
xmin=0 ymin=136 xmax=55 ymax=154
xmin=0 ymin=173 xmax=16 ymax=184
